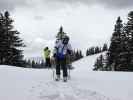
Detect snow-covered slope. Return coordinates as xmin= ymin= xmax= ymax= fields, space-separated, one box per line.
xmin=0 ymin=53 xmax=133 ymax=100
xmin=73 ymin=52 xmax=105 ymax=71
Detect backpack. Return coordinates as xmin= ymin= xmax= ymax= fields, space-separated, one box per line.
xmin=56 ymin=45 xmax=66 ymax=60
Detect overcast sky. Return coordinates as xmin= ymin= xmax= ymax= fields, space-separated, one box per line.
xmin=1 ymin=0 xmax=133 ymax=57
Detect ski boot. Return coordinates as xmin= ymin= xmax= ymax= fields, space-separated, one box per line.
xmin=55 ymin=75 xmax=60 ymax=81
xmin=63 ymin=77 xmax=67 ymax=82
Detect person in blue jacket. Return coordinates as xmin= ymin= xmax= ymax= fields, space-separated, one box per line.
xmin=53 ymin=35 xmax=72 ymax=82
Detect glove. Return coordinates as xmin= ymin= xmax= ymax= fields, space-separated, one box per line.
xmin=53 ymin=53 xmax=56 ymax=58
xmin=67 ymin=49 xmax=72 ymax=55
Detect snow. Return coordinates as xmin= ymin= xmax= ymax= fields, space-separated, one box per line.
xmin=0 ymin=53 xmax=133 ymax=100
xmin=72 ymin=52 xmax=105 ymax=71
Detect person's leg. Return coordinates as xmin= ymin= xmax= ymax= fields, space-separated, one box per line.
xmin=47 ymin=58 xmax=51 ymax=68
xmin=45 ymin=58 xmax=48 ymax=67
xmin=61 ymin=58 xmax=67 ymax=78
xmin=56 ymin=58 xmax=61 ymax=77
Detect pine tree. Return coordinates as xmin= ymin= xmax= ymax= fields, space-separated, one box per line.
xmin=115 ymin=11 xmax=133 ymax=71
xmin=0 ymin=13 xmax=5 ymax=64
xmin=95 ymin=46 xmax=101 ymax=54
xmin=89 ymin=47 xmax=95 ymax=55
xmin=86 ymin=49 xmax=89 ymax=56
xmin=0 ymin=11 xmax=25 ymax=67
xmin=41 ymin=60 xmax=45 ymax=68
xmin=73 ymin=50 xmax=83 ymax=61
xmin=125 ymin=11 xmax=133 ymax=71
xmin=108 ymin=16 xmax=123 ymax=71
xmin=56 ymin=26 xmax=66 ymax=40
xmin=102 ymin=43 xmax=108 ymax=51
xmin=93 ymin=54 xmax=104 ymax=71
xmin=27 ymin=59 xmax=32 ymax=68
xmin=79 ymin=50 xmax=83 ymax=59
xmin=31 ymin=60 xmax=36 ymax=68
xmin=105 ymin=52 xmax=112 ymax=71
xmin=93 ymin=58 xmax=100 ymax=71
xmin=115 ymin=24 xmax=129 ymax=71
xmin=75 ymin=50 xmax=79 ymax=60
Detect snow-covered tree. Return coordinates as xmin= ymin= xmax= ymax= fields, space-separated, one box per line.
xmin=115 ymin=11 xmax=133 ymax=71
xmin=102 ymin=43 xmax=108 ymax=52
xmin=108 ymin=16 xmax=124 ymax=71
xmin=0 ymin=11 xmax=25 ymax=66
xmin=0 ymin=13 xmax=5 ymax=64
xmin=95 ymin=46 xmax=101 ymax=54
xmin=93 ymin=54 xmax=104 ymax=71
xmin=125 ymin=11 xmax=133 ymax=71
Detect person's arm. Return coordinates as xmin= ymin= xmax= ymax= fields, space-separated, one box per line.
xmin=67 ymin=44 xmax=72 ymax=55
xmin=53 ymin=42 xmax=59 ymax=57
xmin=48 ymin=50 xmax=51 ymax=57
xmin=53 ymin=47 xmax=57 ymax=58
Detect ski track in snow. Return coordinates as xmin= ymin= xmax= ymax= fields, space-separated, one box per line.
xmin=27 ymin=53 xmax=119 ymax=100
xmin=29 ymin=80 xmax=115 ymax=100
xmin=1 ymin=53 xmax=128 ymax=100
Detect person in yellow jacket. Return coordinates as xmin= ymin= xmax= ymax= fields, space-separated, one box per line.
xmin=44 ymin=47 xmax=51 ymax=68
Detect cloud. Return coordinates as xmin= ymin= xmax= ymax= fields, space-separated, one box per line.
xmin=98 ymin=0 xmax=133 ymax=9
xmin=23 ymin=37 xmax=55 ymax=57
xmin=0 ymin=0 xmax=133 ymax=12
xmin=34 ymin=16 xmax=44 ymax=21
xmin=43 ymin=0 xmax=133 ymax=9
xmin=0 ymin=0 xmax=28 ymax=11
xmin=0 ymin=0 xmax=132 ymax=12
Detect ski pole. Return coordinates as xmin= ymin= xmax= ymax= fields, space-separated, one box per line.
xmin=53 ymin=67 xmax=55 ymax=80
xmin=51 ymin=57 xmax=55 ymax=80
xmin=69 ymin=65 xmax=71 ymax=79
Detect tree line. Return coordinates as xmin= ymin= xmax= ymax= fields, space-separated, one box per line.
xmin=24 ymin=49 xmax=84 ymax=69
xmin=86 ymin=43 xmax=108 ymax=56
xmin=94 ymin=11 xmax=133 ymax=71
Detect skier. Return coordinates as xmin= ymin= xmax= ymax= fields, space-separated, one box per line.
xmin=53 ymin=35 xmax=72 ymax=82
xmin=44 ymin=47 xmax=51 ymax=68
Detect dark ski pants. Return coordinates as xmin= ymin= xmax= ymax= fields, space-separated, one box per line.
xmin=56 ymin=58 xmax=67 ymax=77
xmin=45 ymin=58 xmax=51 ymax=68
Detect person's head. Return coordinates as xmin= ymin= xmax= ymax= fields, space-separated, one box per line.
xmin=62 ymin=35 xmax=70 ymax=45
xmin=44 ymin=47 xmax=48 ymax=51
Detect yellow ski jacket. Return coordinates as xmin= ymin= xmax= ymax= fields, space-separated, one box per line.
xmin=44 ymin=49 xmax=51 ymax=59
